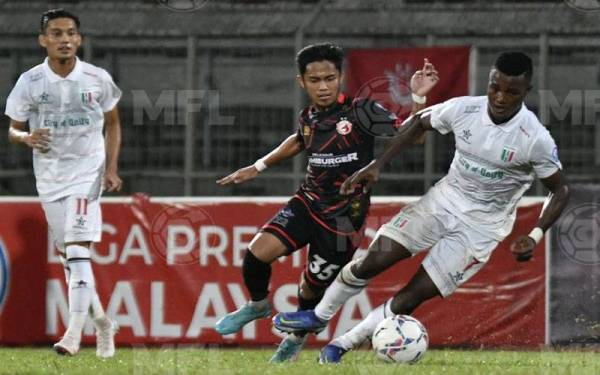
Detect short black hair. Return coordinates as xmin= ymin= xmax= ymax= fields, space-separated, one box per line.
xmin=296 ymin=43 xmax=344 ymax=75
xmin=40 ymin=9 xmax=80 ymax=33
xmin=494 ymin=52 xmax=533 ymax=81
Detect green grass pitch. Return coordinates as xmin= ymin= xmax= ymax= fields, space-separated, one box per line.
xmin=0 ymin=347 xmax=598 ymax=375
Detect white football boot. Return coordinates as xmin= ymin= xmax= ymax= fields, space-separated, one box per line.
xmin=53 ymin=335 xmax=80 ymax=356
xmin=96 ymin=319 xmax=118 ymax=358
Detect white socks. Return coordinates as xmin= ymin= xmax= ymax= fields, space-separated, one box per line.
xmin=60 ymin=251 xmax=108 ymax=331
xmin=334 ymin=298 xmax=394 ymax=351
xmin=64 ymin=312 xmax=87 ymax=342
xmin=314 ymin=260 xmax=369 ymax=321
xmin=66 ymin=245 xmax=96 ymax=339
xmin=90 ymin=293 xmax=112 ymax=331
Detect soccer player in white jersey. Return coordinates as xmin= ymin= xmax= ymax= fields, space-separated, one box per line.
xmin=273 ymin=52 xmax=570 ymax=363
xmin=4 ymin=9 xmax=122 ymax=358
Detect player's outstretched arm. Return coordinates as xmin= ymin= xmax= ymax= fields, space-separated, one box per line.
xmin=340 ymin=113 xmax=433 ymax=195
xmin=408 ymin=58 xmax=439 ymax=145
xmin=104 ymin=107 xmax=123 ymax=192
xmin=217 ymin=133 xmax=303 ymax=186
xmin=510 ymin=170 xmax=570 ymax=262
xmin=410 ymin=58 xmax=439 ymax=114
xmin=8 ymin=119 xmax=51 ymax=152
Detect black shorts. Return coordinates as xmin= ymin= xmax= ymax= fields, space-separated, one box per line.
xmin=261 ymin=195 xmax=365 ymax=289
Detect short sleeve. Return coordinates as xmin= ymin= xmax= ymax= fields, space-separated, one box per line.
xmin=426 ymin=97 xmax=464 ymax=135
xmin=530 ymin=132 xmax=562 ymax=179
xmin=99 ymin=70 xmax=122 ymax=112
xmin=296 ymin=112 xmax=306 ymax=147
xmin=296 ymin=124 xmax=305 ymax=147
xmin=4 ymin=74 xmax=32 ymax=122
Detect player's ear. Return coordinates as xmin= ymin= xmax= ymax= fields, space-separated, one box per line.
xmin=74 ymin=33 xmax=82 ymax=48
xmin=38 ymin=33 xmax=47 ymax=48
xmin=296 ymin=74 xmax=305 ymax=89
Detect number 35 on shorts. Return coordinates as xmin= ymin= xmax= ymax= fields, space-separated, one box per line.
xmin=308 ymin=254 xmax=341 ymax=282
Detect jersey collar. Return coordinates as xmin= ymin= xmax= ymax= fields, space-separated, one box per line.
xmin=481 ymin=101 xmax=526 ymax=132
xmin=308 ymin=93 xmax=346 ymax=119
xmin=43 ymin=56 xmax=82 ymax=83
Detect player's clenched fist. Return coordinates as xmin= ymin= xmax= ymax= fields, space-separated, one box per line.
xmin=104 ymin=169 xmax=123 ymax=192
xmin=217 ymin=165 xmax=259 ymax=186
xmin=510 ymin=235 xmax=536 ymax=262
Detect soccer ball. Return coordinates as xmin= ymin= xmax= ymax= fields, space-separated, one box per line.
xmin=372 ymin=315 xmax=428 ymax=364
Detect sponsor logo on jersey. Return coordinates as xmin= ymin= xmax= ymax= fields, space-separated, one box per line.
xmin=459 ymin=156 xmax=504 ymax=179
xmin=458 ymin=129 xmax=472 ymax=144
xmin=43 ymin=116 xmax=91 ymax=128
xmin=501 ymin=146 xmax=517 ymax=162
xmin=0 ymin=238 xmax=11 ymax=313
xmin=464 ymin=105 xmax=480 ymax=113
xmin=30 ymin=72 xmax=44 ymax=82
xmin=336 ymin=119 xmax=353 ymax=135
xmin=39 ymin=92 xmax=51 ymax=104
xmin=309 ymin=152 xmax=358 ymax=167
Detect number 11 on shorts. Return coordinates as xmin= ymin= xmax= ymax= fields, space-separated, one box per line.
xmin=76 ymin=198 xmax=88 ymax=215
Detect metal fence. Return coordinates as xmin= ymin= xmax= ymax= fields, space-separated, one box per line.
xmin=1 ymin=32 xmax=599 ymax=197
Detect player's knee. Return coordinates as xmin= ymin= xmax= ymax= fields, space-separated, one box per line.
xmin=66 ymin=244 xmax=91 ymax=260
xmin=65 ymin=244 xmax=95 ymax=287
xmin=248 ymin=234 xmax=287 ymax=263
xmin=340 ymin=259 xmax=370 ymax=287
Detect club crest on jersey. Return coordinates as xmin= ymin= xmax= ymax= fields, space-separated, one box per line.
xmin=303 ymin=125 xmax=312 ymax=136
xmin=80 ymin=91 xmax=93 ymax=105
xmin=501 ymin=146 xmax=517 ymax=162
xmin=336 ymin=119 xmax=353 ymax=135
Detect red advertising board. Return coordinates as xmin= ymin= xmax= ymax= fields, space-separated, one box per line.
xmin=0 ymin=196 xmax=545 ymax=348
xmin=346 ymin=46 xmax=470 ymax=120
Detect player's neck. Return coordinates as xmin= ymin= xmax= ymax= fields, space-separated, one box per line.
xmin=488 ymin=107 xmax=519 ymax=125
xmin=313 ymin=101 xmax=337 ymax=113
xmin=47 ymin=56 xmax=77 ymax=78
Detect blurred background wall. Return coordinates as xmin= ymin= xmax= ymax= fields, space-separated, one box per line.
xmin=0 ymin=0 xmax=598 ymax=197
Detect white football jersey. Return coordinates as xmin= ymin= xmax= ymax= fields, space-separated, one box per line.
xmin=5 ymin=57 xmax=121 ymax=202
xmin=424 ymin=96 xmax=561 ymax=240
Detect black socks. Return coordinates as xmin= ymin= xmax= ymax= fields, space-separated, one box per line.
xmin=242 ymin=250 xmax=272 ymax=302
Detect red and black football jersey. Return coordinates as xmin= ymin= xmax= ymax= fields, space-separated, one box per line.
xmin=294 ymin=93 xmax=396 ymax=233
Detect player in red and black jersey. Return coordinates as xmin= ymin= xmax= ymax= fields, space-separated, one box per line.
xmin=215 ymin=43 xmax=438 ymax=362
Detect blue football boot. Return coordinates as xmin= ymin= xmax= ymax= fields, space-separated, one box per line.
xmin=319 ymin=343 xmax=348 ymax=364
xmin=272 ymin=310 xmax=327 ymax=334
xmin=215 ymin=302 xmax=272 ymax=335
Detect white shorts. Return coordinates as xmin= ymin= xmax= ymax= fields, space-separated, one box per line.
xmin=42 ymin=195 xmax=102 ymax=251
xmin=374 ymin=191 xmax=499 ymax=297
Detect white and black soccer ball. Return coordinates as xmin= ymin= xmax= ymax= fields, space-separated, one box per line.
xmin=372 ymin=315 xmax=428 ymax=364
